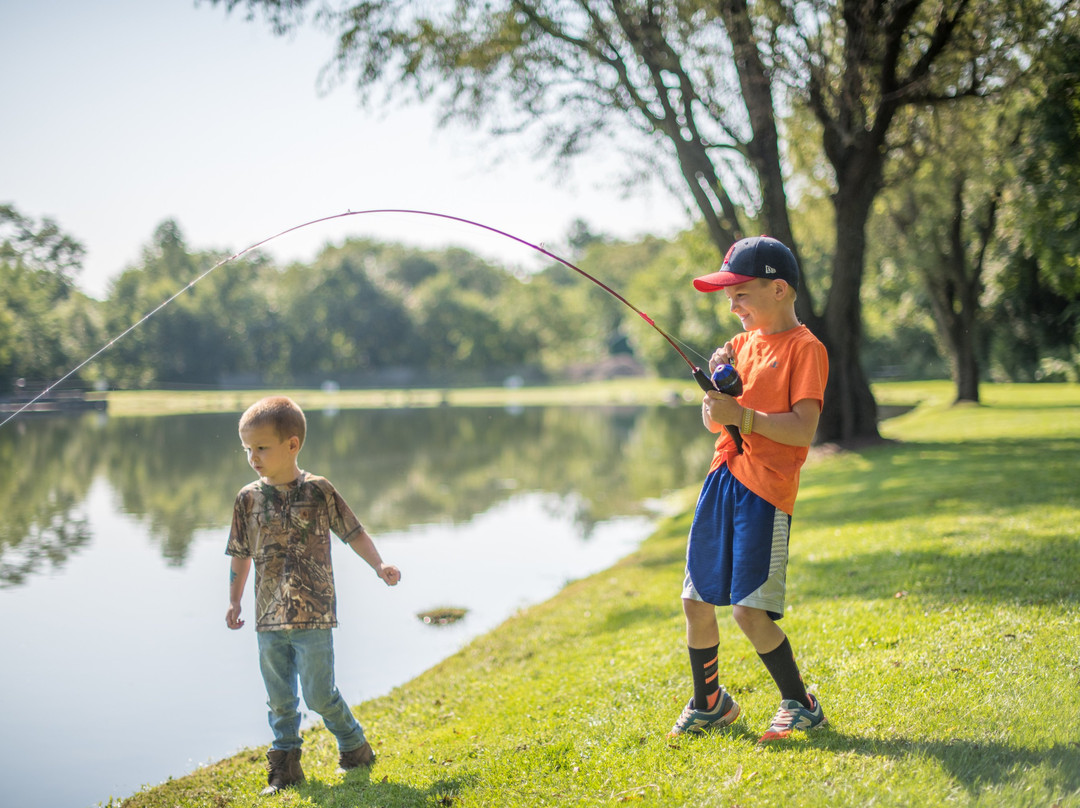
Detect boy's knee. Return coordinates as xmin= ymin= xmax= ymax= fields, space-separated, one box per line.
xmin=732 ymin=604 xmax=771 ymax=632
xmin=267 ymin=696 xmax=301 ymax=717
xmin=303 ymin=689 xmax=337 ymax=715
xmin=682 ymin=597 xmax=714 ymax=623
xmin=303 ymin=682 xmax=353 ymax=719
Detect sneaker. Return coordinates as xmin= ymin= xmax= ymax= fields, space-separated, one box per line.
xmin=668 ymin=690 xmax=741 ymax=737
xmin=758 ymin=693 xmax=827 ymax=742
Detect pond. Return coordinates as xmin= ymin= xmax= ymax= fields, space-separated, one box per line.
xmin=0 ymin=403 xmax=710 ymax=808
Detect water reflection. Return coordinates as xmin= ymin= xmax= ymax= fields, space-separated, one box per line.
xmin=1 ymin=405 xmax=707 ymax=585
xmin=0 ymin=404 xmax=711 ymax=808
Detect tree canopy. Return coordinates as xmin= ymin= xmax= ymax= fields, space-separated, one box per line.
xmin=208 ymin=0 xmax=1062 ymax=442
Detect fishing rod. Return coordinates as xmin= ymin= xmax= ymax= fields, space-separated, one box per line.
xmin=0 ymin=208 xmax=723 ymax=429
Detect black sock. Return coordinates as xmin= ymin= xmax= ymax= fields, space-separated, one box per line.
xmin=688 ymin=645 xmax=722 ymax=711
xmin=758 ymin=636 xmax=809 ymax=707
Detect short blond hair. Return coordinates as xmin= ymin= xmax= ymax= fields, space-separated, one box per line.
xmin=239 ymin=396 xmax=306 ymax=448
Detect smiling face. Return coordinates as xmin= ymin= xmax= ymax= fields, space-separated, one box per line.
xmin=723 ymin=278 xmax=799 ymax=335
xmin=239 ymin=423 xmax=301 ymax=486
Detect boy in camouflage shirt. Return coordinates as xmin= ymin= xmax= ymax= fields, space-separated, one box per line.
xmin=226 ymin=396 xmax=401 ymax=795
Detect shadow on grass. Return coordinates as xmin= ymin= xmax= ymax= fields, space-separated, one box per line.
xmin=296 ymin=770 xmax=474 ymax=807
xmin=797 ymin=535 xmax=1079 ymax=605
xmin=642 ymin=438 xmax=1080 ymax=608
xmin=798 ymin=438 xmax=1079 ymax=528
xmin=802 ymin=729 xmax=1080 ymax=798
xmin=794 ymin=436 xmax=1080 ymax=607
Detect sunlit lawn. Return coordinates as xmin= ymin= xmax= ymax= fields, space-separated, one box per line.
xmin=114 ymin=382 xmax=1080 ymax=808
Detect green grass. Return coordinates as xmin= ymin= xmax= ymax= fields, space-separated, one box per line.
xmin=114 ymin=383 xmax=1080 ymax=808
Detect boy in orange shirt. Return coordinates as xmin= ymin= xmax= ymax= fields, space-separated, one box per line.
xmin=668 ymin=236 xmax=829 ymax=743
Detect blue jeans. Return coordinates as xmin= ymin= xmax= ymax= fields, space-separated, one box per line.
xmin=257 ymin=628 xmax=366 ymax=752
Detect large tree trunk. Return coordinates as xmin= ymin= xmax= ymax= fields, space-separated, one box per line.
xmin=925 ymin=253 xmax=984 ymax=405
xmin=952 ymin=331 xmax=981 ymax=402
xmin=943 ymin=176 xmax=995 ymax=404
xmin=816 ymin=182 xmax=880 ymax=444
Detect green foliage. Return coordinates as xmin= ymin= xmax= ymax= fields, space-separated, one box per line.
xmin=100 ymin=220 xmax=275 ymax=387
xmin=5 ymin=183 xmax=1077 ymax=397
xmin=860 ymin=98 xmax=1012 ymax=387
xmin=859 ymin=248 xmax=948 ymax=381
xmin=10 ymin=3 xmax=1075 ymax=409
xmin=989 ymin=251 xmax=1080 ymax=382
xmin=206 ymin=0 xmax=1073 ymax=445
xmin=114 ymin=383 xmax=1080 ymax=807
xmin=623 ymin=227 xmax=726 ymax=376
xmin=0 ymin=203 xmax=85 ymax=282
xmin=279 ymin=248 xmax=410 ymax=379
xmin=856 ymin=4 xmax=1080 ymax=390
xmin=1015 ymin=10 xmax=1080 ymax=300
xmin=988 ymin=11 xmax=1080 ymax=382
xmin=0 ymin=204 xmax=103 ymax=392
xmin=8 ymin=214 xmax=681 ymax=393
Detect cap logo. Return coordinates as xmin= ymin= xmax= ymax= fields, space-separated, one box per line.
xmin=764 ymin=265 xmax=777 ymax=275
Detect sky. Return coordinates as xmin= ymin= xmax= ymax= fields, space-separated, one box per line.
xmin=1 ymin=0 xmax=692 ymax=299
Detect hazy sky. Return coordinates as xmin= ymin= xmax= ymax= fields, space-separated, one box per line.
xmin=1 ymin=0 xmax=692 ymax=299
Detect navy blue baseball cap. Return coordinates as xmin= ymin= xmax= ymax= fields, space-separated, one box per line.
xmin=693 ymin=235 xmax=799 ymax=292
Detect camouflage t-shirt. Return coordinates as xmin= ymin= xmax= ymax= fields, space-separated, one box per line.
xmin=226 ymin=471 xmax=364 ymax=631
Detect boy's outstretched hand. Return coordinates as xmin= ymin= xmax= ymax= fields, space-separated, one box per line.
xmin=378 ymin=564 xmax=402 ymax=586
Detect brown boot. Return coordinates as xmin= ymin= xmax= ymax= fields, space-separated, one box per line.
xmin=337 ymin=741 xmax=375 ymax=773
xmin=260 ymin=748 xmax=305 ymax=796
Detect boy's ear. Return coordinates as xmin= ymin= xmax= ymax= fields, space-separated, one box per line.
xmin=287 ymin=435 xmax=302 ymax=453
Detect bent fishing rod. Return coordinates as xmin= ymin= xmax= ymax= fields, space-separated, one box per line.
xmin=0 ymin=208 xmax=726 ymax=429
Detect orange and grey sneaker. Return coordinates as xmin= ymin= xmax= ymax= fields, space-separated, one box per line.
xmin=758 ymin=693 xmax=827 ymax=743
xmin=668 ymin=689 xmax=741 ymax=737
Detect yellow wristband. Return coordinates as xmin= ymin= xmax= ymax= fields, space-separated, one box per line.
xmin=740 ymin=407 xmax=755 ymax=435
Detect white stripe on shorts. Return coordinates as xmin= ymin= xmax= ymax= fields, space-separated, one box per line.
xmin=680 ymin=507 xmax=789 ymax=613
xmin=737 ymin=508 xmax=789 ymax=614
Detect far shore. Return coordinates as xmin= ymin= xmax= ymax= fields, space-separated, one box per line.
xmin=97 ymin=377 xmax=955 ymax=417
xmin=98 ymin=377 xmax=702 ymax=417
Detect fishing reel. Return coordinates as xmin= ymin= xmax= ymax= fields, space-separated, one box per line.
xmin=693 ymin=364 xmax=745 ymax=455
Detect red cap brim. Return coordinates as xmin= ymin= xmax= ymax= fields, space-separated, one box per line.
xmin=692 ymin=271 xmax=759 ymax=292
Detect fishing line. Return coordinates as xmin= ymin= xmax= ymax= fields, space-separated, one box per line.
xmin=1 ymin=208 xmax=716 ymax=429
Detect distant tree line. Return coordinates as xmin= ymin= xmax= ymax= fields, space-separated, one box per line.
xmin=0 ymin=210 xmax=668 ymax=393
xmin=1 ymin=190 xmax=1076 ymax=400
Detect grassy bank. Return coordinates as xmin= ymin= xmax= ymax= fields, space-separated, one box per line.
xmin=115 ymin=383 xmax=1080 ymax=808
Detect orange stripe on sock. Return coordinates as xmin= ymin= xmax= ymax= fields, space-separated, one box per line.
xmin=705 ymin=671 xmax=718 ymax=684
xmin=706 ymin=690 xmax=720 ymax=710
xmin=704 ymin=656 xmax=718 ymax=668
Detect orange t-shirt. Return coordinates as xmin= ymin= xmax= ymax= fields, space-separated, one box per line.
xmin=708 ymin=324 xmax=828 ymax=515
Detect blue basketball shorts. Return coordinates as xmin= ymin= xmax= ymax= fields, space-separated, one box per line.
xmin=682 ymin=464 xmax=791 ymax=620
